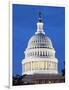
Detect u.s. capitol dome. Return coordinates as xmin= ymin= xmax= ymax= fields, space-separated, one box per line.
xmin=22 ymin=13 xmax=58 ymax=75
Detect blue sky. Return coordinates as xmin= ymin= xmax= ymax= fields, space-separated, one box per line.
xmin=13 ymin=4 xmax=65 ymax=76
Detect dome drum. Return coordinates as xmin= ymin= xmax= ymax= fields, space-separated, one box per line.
xmin=25 ymin=48 xmax=55 ymax=58
xmin=22 ymin=58 xmax=58 ymax=75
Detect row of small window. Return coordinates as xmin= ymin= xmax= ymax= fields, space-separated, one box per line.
xmin=26 ymin=51 xmax=54 ymax=57
xmin=23 ymin=61 xmax=57 ymax=72
xmin=28 ymin=46 xmax=51 ymax=49
xmin=31 ymin=40 xmax=49 ymax=43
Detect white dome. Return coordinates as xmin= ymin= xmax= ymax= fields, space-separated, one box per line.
xmin=27 ymin=33 xmax=53 ymax=49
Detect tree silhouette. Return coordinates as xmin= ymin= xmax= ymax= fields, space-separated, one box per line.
xmin=61 ymin=61 xmax=65 ymax=76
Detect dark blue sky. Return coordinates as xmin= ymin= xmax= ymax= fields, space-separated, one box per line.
xmin=13 ymin=4 xmax=65 ymax=76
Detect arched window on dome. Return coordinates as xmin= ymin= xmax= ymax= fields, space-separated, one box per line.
xmin=34 ymin=41 xmax=35 ymax=43
xmin=46 ymin=51 xmax=48 ymax=56
xmin=32 ymin=52 xmax=34 ymax=56
xmin=38 ymin=51 xmax=39 ymax=56
xmin=35 ymin=46 xmax=36 ymax=48
xmin=35 ymin=52 xmax=36 ymax=56
xmin=36 ymin=40 xmax=37 ymax=43
xmin=43 ymin=51 xmax=45 ymax=56
xmin=47 ymin=51 xmax=49 ymax=56
xmin=46 ymin=51 xmax=47 ymax=56
xmin=40 ymin=51 xmax=42 ymax=56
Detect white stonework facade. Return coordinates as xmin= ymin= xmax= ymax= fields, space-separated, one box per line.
xmin=22 ymin=14 xmax=58 ymax=75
